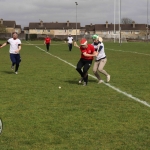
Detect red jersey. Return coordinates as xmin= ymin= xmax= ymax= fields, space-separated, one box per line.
xmin=80 ymin=44 xmax=95 ymax=60
xmin=44 ymin=37 xmax=51 ymax=44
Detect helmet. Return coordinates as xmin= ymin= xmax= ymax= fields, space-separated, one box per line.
xmin=92 ymin=34 xmax=99 ymax=40
xmin=80 ymin=38 xmax=87 ymax=45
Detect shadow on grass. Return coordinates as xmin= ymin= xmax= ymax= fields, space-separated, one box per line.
xmin=88 ymin=79 xmax=97 ymax=83
xmin=64 ymin=80 xmax=78 ymax=84
xmin=65 ymin=79 xmax=96 ymax=84
xmin=1 ymin=71 xmax=14 ymax=74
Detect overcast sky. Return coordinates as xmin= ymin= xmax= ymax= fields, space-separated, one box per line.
xmin=0 ymin=0 xmax=149 ymax=28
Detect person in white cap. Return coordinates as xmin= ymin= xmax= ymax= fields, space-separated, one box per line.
xmin=74 ymin=38 xmax=97 ymax=86
xmin=92 ymin=34 xmax=110 ymax=83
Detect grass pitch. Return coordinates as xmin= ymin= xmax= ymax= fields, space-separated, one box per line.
xmin=0 ymin=40 xmax=150 ymax=150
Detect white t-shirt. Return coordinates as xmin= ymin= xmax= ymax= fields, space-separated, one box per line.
xmin=96 ymin=42 xmax=106 ymax=60
xmin=7 ymin=38 xmax=21 ymax=54
xmin=67 ymin=36 xmax=73 ymax=44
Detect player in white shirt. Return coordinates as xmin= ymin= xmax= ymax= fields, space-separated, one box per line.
xmin=92 ymin=35 xmax=110 ymax=83
xmin=0 ymin=32 xmax=22 ymax=74
xmin=67 ymin=34 xmax=73 ymax=51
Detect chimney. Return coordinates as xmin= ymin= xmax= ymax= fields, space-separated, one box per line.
xmin=67 ymin=21 xmax=69 ymax=27
xmin=40 ymin=20 xmax=43 ymax=27
xmin=90 ymin=23 xmax=92 ymax=26
xmin=0 ymin=19 xmax=3 ymax=24
xmin=106 ymin=21 xmax=108 ymax=28
xmin=132 ymin=21 xmax=135 ymax=28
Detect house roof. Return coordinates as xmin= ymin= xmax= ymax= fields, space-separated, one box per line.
xmin=29 ymin=22 xmax=81 ymax=29
xmin=80 ymin=27 xmax=85 ymax=29
xmin=15 ymin=25 xmax=21 ymax=29
xmin=80 ymin=27 xmax=86 ymax=30
xmin=121 ymin=24 xmax=147 ymax=30
xmin=3 ymin=21 xmax=16 ymax=28
xmin=94 ymin=24 xmax=147 ymax=31
xmin=85 ymin=25 xmax=95 ymax=32
xmin=24 ymin=27 xmax=29 ymax=30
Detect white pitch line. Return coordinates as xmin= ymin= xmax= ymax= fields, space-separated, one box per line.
xmin=0 ymin=119 xmax=2 ymax=134
xmin=105 ymin=48 xmax=150 ymax=56
xmin=35 ymin=46 xmax=150 ymax=108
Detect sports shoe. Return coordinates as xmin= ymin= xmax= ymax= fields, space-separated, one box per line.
xmin=98 ymin=80 xmax=103 ymax=84
xmin=78 ymin=77 xmax=83 ymax=84
xmin=106 ymin=75 xmax=110 ymax=82
xmin=11 ymin=66 xmax=14 ymax=70
xmin=83 ymin=82 xmax=87 ymax=86
xmin=15 ymin=72 xmax=18 ymax=74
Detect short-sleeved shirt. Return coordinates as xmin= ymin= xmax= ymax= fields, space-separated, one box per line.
xmin=80 ymin=44 xmax=95 ymax=60
xmin=92 ymin=42 xmax=106 ymax=60
xmin=91 ymin=42 xmax=100 ymax=51
xmin=45 ymin=37 xmax=51 ymax=44
xmin=67 ymin=36 xmax=73 ymax=44
xmin=7 ymin=38 xmax=21 ymax=54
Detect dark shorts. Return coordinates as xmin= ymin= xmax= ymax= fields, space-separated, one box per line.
xmin=10 ymin=53 xmax=21 ymax=64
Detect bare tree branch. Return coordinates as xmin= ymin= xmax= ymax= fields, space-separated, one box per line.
xmin=121 ymin=18 xmax=134 ymax=24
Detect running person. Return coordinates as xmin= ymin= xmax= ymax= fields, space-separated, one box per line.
xmin=0 ymin=32 xmax=21 ymax=74
xmin=44 ymin=35 xmax=51 ymax=52
xmin=92 ymin=35 xmax=110 ymax=83
xmin=75 ymin=38 xmax=97 ymax=86
xmin=67 ymin=34 xmax=73 ymax=51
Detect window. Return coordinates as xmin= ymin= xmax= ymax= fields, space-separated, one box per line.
xmin=135 ymin=31 xmax=139 ymax=34
xmin=102 ymin=31 xmax=107 ymax=35
xmin=15 ymin=29 xmax=18 ymax=33
xmin=125 ymin=31 xmax=131 ymax=34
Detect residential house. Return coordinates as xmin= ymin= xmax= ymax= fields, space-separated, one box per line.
xmin=85 ymin=23 xmax=95 ymax=35
xmin=86 ymin=21 xmax=148 ymax=39
xmin=0 ymin=19 xmax=22 ymax=34
xmin=28 ymin=20 xmax=80 ymax=36
xmin=24 ymin=27 xmax=29 ymax=34
xmin=80 ymin=26 xmax=86 ymax=35
xmin=15 ymin=25 xmax=22 ymax=34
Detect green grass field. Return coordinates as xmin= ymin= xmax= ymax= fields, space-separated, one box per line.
xmin=0 ymin=40 xmax=150 ymax=150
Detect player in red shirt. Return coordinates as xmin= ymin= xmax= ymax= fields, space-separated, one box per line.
xmin=44 ymin=35 xmax=51 ymax=52
xmin=75 ymin=38 xmax=97 ymax=86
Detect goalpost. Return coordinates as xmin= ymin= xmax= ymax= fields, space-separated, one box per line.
xmin=113 ymin=34 xmax=128 ymax=43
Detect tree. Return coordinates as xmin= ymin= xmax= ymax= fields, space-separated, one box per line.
xmin=0 ymin=24 xmax=6 ymax=33
xmin=121 ymin=18 xmax=134 ymax=24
